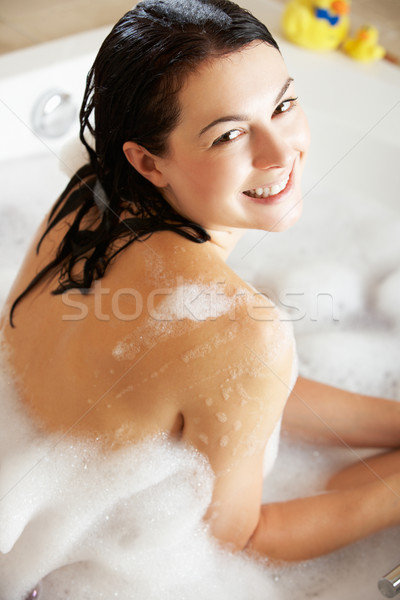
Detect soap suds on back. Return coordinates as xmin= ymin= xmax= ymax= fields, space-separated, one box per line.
xmin=154 ymin=282 xmax=244 ymax=321
xmin=0 ymin=351 xmax=281 ymax=600
xmin=112 ymin=281 xmax=252 ymax=362
xmin=216 ymin=412 xmax=228 ymax=423
xmin=181 ymin=322 xmax=240 ymax=364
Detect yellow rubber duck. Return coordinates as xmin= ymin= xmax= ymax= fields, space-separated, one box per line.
xmin=282 ymin=0 xmax=351 ymax=51
xmin=343 ymin=25 xmax=385 ymax=62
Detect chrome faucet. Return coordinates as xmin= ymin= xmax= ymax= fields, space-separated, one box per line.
xmin=378 ymin=563 xmax=400 ymax=597
xmin=31 ymin=89 xmax=76 ymax=138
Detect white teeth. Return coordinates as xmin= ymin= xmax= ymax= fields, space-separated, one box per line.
xmin=245 ymin=176 xmax=289 ymax=198
xmin=270 ymin=184 xmax=280 ymax=195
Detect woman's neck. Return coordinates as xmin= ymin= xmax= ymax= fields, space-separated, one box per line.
xmin=206 ymin=228 xmax=246 ymax=261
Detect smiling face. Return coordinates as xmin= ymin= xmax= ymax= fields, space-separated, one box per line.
xmin=141 ymin=42 xmax=310 ymax=238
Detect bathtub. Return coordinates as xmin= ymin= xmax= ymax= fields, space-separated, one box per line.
xmin=0 ymin=0 xmax=400 ymax=598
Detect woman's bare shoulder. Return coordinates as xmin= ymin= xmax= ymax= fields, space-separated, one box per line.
xmin=113 ymin=229 xmax=295 ymax=384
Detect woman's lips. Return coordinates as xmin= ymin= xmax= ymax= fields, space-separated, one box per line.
xmin=243 ymin=175 xmax=289 ymax=199
xmin=242 ymin=162 xmax=296 ymax=205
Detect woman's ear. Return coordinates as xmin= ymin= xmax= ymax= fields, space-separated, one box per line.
xmin=123 ymin=141 xmax=168 ymax=188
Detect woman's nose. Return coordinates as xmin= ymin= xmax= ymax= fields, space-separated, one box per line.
xmin=251 ymin=128 xmax=293 ymax=171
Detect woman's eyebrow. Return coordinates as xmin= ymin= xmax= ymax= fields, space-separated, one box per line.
xmin=198 ymin=76 xmax=294 ymax=138
xmin=198 ymin=114 xmax=249 ymax=137
xmin=275 ymin=76 xmax=294 ymax=104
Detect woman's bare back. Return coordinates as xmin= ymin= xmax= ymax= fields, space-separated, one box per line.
xmin=1 ymin=214 xmax=294 ymax=451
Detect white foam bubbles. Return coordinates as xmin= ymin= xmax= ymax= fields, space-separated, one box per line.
xmin=0 ymin=353 xmax=281 ymax=600
xmin=154 ymin=282 xmax=240 ymax=321
xmin=374 ymin=267 xmax=400 ymax=329
xmin=296 ymin=329 xmax=400 ymax=398
xmin=272 ymin=260 xmax=365 ymax=334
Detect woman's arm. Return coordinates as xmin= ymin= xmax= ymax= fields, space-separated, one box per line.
xmin=179 ymin=300 xmax=295 ymax=551
xmin=246 ymin=471 xmax=400 ymax=561
xmin=282 ymin=376 xmax=400 ymax=448
xmin=178 ymin=310 xmax=400 ymax=561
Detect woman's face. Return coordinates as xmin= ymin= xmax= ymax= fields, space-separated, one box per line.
xmin=157 ymin=41 xmax=310 ymax=236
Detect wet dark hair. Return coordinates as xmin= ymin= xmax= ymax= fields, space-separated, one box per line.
xmin=9 ymin=0 xmax=279 ymax=326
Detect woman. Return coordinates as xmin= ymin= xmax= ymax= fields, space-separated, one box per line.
xmin=0 ymin=0 xmax=399 ymax=597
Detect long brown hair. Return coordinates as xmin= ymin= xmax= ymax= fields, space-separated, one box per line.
xmin=10 ymin=0 xmax=279 ymax=325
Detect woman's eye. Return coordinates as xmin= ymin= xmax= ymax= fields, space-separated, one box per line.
xmin=274 ymin=97 xmax=299 ymax=115
xmin=212 ymin=129 xmax=243 ymax=146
